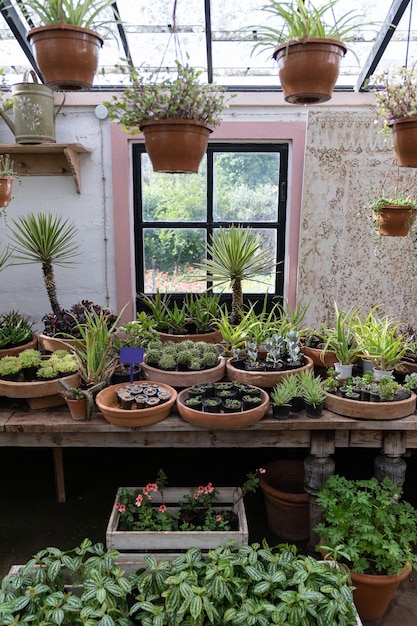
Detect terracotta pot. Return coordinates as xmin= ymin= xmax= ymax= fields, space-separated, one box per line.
xmin=273 ymin=38 xmax=347 ymax=104
xmin=177 ymin=385 xmax=269 ymax=429
xmin=95 ymin=381 xmax=177 ymax=427
xmin=350 ymin=566 xmax=411 ymax=622
xmin=374 ymin=204 xmax=417 ymax=236
xmin=0 ymin=333 xmax=38 ymax=358
xmin=0 ymin=370 xmax=80 ymax=409
xmin=140 ymin=119 xmax=212 ymax=173
xmin=27 ymin=25 xmax=103 ymax=90
xmin=0 ymin=176 xmax=14 ymax=207
xmin=258 ymin=459 xmax=309 ymax=540
xmin=225 ymin=355 xmax=313 ymax=389
xmin=324 ymin=390 xmax=416 ymax=420
xmin=65 ymin=397 xmax=88 ymax=421
xmin=390 ymin=116 xmax=417 ymax=167
xmin=141 ymin=356 xmax=226 ymax=388
xmin=38 ymin=332 xmax=80 ymax=353
xmin=300 ymin=345 xmax=338 ymax=368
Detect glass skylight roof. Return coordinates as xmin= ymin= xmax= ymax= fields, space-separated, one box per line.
xmin=0 ymin=0 xmax=416 ymax=91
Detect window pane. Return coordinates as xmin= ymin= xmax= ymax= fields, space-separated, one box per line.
xmin=211 ymin=228 xmax=277 ymax=294
xmin=143 ymin=227 xmax=206 ymax=293
xmin=213 ymin=152 xmax=280 ymax=222
xmin=142 ymin=154 xmax=207 ymax=222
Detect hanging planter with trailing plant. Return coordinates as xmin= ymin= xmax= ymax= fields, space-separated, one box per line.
xmin=106 ymin=61 xmax=228 ymax=173
xmin=248 ymin=0 xmax=364 ymax=104
xmin=374 ymin=64 xmax=417 ymax=167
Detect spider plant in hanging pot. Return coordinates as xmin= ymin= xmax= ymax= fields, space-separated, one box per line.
xmin=374 ymin=64 xmax=417 ymax=167
xmin=105 ymin=61 xmax=229 ymax=173
xmin=248 ymin=0 xmax=365 ymax=104
xmin=23 ymin=0 xmax=117 ymax=90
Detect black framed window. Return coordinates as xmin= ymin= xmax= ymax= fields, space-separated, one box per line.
xmin=132 ymin=143 xmax=288 ymax=309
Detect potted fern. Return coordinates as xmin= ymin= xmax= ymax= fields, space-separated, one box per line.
xmin=106 ymin=61 xmax=228 ymax=173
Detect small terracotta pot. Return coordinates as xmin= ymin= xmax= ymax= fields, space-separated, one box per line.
xmin=0 ymin=176 xmax=14 ymax=207
xmin=65 ymin=397 xmax=87 ymax=421
xmin=374 ymin=204 xmax=417 ymax=236
xmin=390 ymin=116 xmax=417 ymax=167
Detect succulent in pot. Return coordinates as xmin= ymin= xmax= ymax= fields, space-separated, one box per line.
xmin=0 ymin=310 xmax=34 ymax=349
xmin=298 ymin=369 xmax=327 ymax=417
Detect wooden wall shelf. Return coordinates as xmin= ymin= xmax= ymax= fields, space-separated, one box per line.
xmin=0 ymin=143 xmax=91 ymax=193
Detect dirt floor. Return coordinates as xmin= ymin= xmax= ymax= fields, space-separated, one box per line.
xmin=0 ymin=446 xmax=416 ymax=625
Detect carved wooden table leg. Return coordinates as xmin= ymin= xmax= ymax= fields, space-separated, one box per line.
xmin=304 ymin=431 xmax=335 ymax=551
xmin=374 ymin=431 xmax=407 ymax=487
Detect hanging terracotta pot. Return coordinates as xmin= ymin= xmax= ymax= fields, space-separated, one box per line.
xmin=27 ymin=25 xmax=103 ymax=91
xmin=390 ymin=116 xmax=417 ymax=167
xmin=140 ymin=119 xmax=212 ymax=173
xmin=0 ymin=176 xmax=14 ymax=207
xmin=350 ymin=566 xmax=411 ymax=622
xmin=374 ymin=204 xmax=417 ymax=236
xmin=273 ymin=38 xmax=347 ymax=104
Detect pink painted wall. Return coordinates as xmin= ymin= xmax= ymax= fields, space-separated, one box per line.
xmin=111 ymin=121 xmax=307 ymax=321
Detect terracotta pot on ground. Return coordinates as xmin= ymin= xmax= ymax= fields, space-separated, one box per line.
xmin=273 ymin=38 xmax=347 ymax=104
xmin=258 ymin=459 xmax=309 ymax=541
xmin=140 ymin=119 xmax=212 ymax=173
xmin=0 ymin=333 xmax=38 ymax=359
xmin=350 ymin=566 xmax=411 ymax=622
xmin=27 ymin=25 xmax=103 ymax=90
xmin=390 ymin=116 xmax=417 ymax=167
xmin=374 ymin=204 xmax=417 ymax=236
xmin=0 ymin=176 xmax=14 ymax=207
xmin=65 ymin=397 xmax=88 ymax=421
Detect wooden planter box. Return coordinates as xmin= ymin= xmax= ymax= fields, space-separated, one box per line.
xmin=106 ymin=487 xmax=248 ymax=560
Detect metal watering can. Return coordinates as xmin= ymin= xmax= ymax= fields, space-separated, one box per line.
xmin=0 ymin=70 xmax=64 ymax=144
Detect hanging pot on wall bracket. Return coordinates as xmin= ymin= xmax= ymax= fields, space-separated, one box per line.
xmin=390 ymin=116 xmax=417 ymax=167
xmin=0 ymin=71 xmax=65 ymax=144
xmin=273 ymin=38 xmax=347 ymax=104
xmin=140 ymin=119 xmax=212 ymax=173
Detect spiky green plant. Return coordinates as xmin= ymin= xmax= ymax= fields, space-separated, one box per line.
xmin=22 ymin=0 xmax=116 ymax=29
xmin=195 ymin=225 xmax=277 ymax=325
xmin=9 ymin=212 xmax=79 ymax=316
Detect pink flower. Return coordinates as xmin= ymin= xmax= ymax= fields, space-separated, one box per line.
xmin=197 ymin=485 xmax=205 ymax=493
xmin=135 ymin=494 xmax=143 ymax=507
xmin=205 ymin=482 xmax=214 ymax=494
xmin=143 ymin=486 xmax=149 ymax=495
xmin=118 ymin=504 xmax=126 ymax=513
xmin=159 ymin=504 xmax=167 ymax=513
xmin=216 ymin=514 xmax=222 ymax=522
xmin=259 ymin=467 xmax=266 ymax=474
xmin=193 ymin=492 xmax=200 ymax=499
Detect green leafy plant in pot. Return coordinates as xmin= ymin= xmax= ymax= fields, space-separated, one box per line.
xmin=315 ymin=474 xmax=417 ymax=622
xmin=247 ymin=0 xmax=365 ymax=104
xmin=23 ymin=0 xmax=117 ymax=90
xmin=106 ymin=60 xmax=229 ymax=173
xmin=374 ymin=63 xmax=417 ymax=166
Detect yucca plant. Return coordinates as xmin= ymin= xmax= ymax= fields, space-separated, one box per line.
xmin=9 ymin=212 xmax=78 ymax=316
xmin=195 ymin=225 xmax=277 ymax=325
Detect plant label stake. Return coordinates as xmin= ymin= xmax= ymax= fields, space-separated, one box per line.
xmin=119 ymin=347 xmax=144 ymax=383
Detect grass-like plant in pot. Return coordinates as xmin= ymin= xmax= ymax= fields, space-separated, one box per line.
xmin=195 ymin=225 xmax=277 ymax=325
xmin=270 ymin=376 xmax=297 ymax=418
xmin=106 ymin=61 xmax=228 ymax=173
xmin=321 ymin=303 xmax=361 ymax=378
xmin=315 ymin=474 xmax=417 ymax=622
xmin=298 ymin=368 xmax=327 ymax=417
xmin=247 ymin=0 xmax=365 ymax=104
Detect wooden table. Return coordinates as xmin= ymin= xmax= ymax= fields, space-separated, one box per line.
xmin=2 ymin=402 xmax=417 ymax=546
